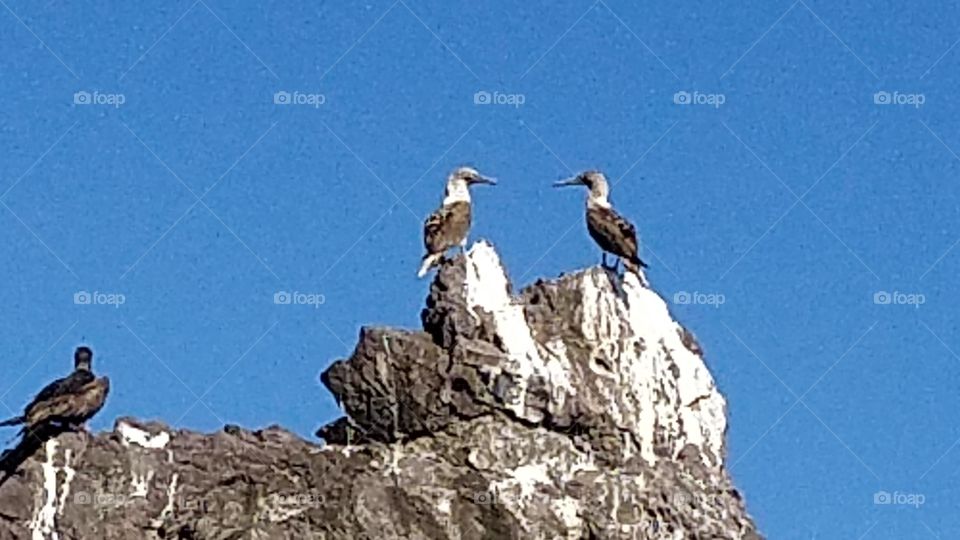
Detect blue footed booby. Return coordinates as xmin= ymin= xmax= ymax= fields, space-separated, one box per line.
xmin=554 ymin=170 xmax=649 ymax=274
xmin=0 ymin=346 xmax=110 ymax=434
xmin=417 ymin=166 xmax=496 ymax=278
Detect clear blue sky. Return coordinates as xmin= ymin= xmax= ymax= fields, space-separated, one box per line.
xmin=1 ymin=1 xmax=957 ymax=537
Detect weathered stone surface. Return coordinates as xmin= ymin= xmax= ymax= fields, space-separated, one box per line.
xmin=0 ymin=241 xmax=759 ymax=539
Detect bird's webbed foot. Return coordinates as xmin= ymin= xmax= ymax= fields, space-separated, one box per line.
xmin=601 ymin=253 xmax=620 ymax=272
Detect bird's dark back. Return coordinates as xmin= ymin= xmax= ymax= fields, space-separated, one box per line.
xmin=425 ymin=201 xmax=471 ymax=253
xmin=586 ymin=205 xmax=638 ymax=260
xmin=24 ymin=376 xmax=109 ymax=428
xmin=30 ymin=370 xmax=96 ymax=410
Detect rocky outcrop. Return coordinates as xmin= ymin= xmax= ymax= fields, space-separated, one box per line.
xmin=0 ymin=242 xmax=759 ymax=539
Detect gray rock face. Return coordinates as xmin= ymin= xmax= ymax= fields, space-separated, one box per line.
xmin=0 ymin=241 xmax=760 ymax=539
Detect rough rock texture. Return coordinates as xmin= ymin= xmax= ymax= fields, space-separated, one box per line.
xmin=0 ymin=242 xmax=759 ymax=539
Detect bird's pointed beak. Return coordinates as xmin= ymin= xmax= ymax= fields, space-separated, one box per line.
xmin=553 ymin=175 xmax=583 ymax=187
xmin=469 ymin=174 xmax=496 ymax=186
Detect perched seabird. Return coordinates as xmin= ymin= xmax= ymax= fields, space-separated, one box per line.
xmin=417 ymin=166 xmax=496 ymax=277
xmin=0 ymin=346 xmax=110 ymax=434
xmin=554 ymin=170 xmax=648 ymax=274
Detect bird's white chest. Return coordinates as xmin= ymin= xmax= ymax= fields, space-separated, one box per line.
xmin=443 ymin=182 xmax=471 ymax=205
xmin=587 ymin=196 xmax=611 ymax=209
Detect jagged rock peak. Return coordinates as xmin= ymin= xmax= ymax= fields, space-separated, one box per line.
xmin=317 ymin=241 xmax=758 ymax=538
xmin=327 ymin=240 xmax=728 ymax=468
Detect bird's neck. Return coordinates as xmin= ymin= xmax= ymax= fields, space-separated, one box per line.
xmin=587 ymin=193 xmax=611 ymax=209
xmin=443 ymin=180 xmax=471 ymax=205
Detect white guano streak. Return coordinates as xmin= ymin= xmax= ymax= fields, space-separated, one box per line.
xmin=29 ymin=439 xmax=60 ymax=540
xmin=463 ymin=242 xmax=573 ymax=421
xmin=117 ymin=421 xmax=171 ymax=449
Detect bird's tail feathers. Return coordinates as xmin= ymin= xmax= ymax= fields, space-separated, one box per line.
xmin=624 ymin=257 xmax=648 ymax=275
xmin=417 ymin=252 xmax=443 ymax=278
xmin=0 ymin=416 xmax=24 ymax=428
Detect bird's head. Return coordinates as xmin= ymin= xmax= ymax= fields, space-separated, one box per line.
xmin=553 ymin=170 xmax=610 ymax=205
xmin=444 ymin=166 xmax=496 ymax=203
xmin=449 ymin=166 xmax=496 ymax=187
xmin=75 ymin=346 xmax=93 ymax=371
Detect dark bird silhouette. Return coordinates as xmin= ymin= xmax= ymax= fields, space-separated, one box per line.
xmin=417 ymin=166 xmax=496 ymax=278
xmin=554 ymin=170 xmax=648 ymax=274
xmin=0 ymin=346 xmax=109 ymax=433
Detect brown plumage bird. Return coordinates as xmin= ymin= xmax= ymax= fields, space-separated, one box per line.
xmin=417 ymin=166 xmax=496 ymax=278
xmin=0 ymin=346 xmax=109 ymax=434
xmin=554 ymin=170 xmax=648 ymax=274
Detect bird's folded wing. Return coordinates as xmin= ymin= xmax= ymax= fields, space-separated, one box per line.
xmin=616 ymin=213 xmax=639 ymax=257
xmin=423 ymin=202 xmax=470 ymax=254
xmin=588 ymin=206 xmax=639 ymax=258
xmin=25 ymin=377 xmax=109 ymax=426
xmin=30 ymin=370 xmax=95 ymax=405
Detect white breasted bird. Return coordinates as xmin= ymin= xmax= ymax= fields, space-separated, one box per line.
xmin=417 ymin=166 xmax=496 ymax=278
xmin=554 ymin=170 xmax=648 ymax=274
